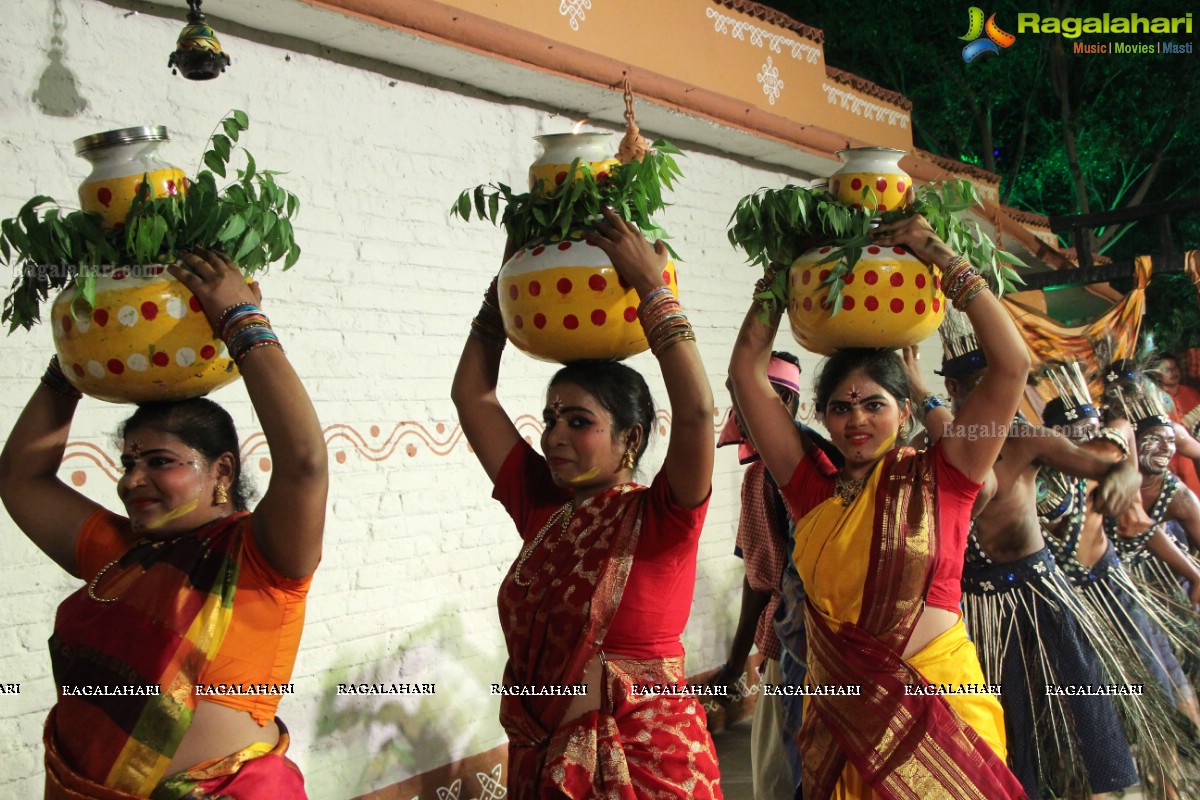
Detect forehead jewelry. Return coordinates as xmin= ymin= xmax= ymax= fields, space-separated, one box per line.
xmin=551 ymin=396 xmax=563 ymax=415
xmin=128 ymin=442 xmax=143 ymax=456
xmin=847 ymin=386 xmax=862 ymax=402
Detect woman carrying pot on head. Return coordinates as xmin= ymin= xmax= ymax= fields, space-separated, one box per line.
xmin=729 ymin=214 xmax=1030 ymax=799
xmin=0 ymin=249 xmax=328 ymax=799
xmin=452 ymin=208 xmax=722 ymax=798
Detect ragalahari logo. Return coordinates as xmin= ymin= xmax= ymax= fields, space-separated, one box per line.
xmin=960 ymin=7 xmax=1017 ymax=62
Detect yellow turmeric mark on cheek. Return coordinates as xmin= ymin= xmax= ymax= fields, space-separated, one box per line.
xmin=144 ymin=498 xmax=199 ymax=530
xmin=563 ymin=467 xmax=601 ymax=485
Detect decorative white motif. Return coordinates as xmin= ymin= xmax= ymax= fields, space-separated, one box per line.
xmin=706 ymin=7 xmax=822 ymax=63
xmin=1033 ymin=560 xmax=1047 ymax=573
xmin=821 ymin=83 xmax=911 ymax=129
xmin=117 ymin=305 xmax=139 ymax=327
xmin=981 ymin=580 xmax=995 ymax=591
xmin=87 ymin=359 xmax=103 ymax=378
xmin=559 ymin=0 xmax=592 ymax=31
xmin=175 ymin=347 xmax=196 ymax=367
xmin=166 ymin=297 xmax=186 ymax=319
xmin=436 ymin=779 xmax=462 ymax=800
xmin=757 ymin=57 xmax=784 ymax=105
xmin=1065 ymin=408 xmax=1079 ymax=421
xmin=472 ymin=764 xmax=506 ymax=799
xmin=127 ymin=353 xmax=148 ymax=372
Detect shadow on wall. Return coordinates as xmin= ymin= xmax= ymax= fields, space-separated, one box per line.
xmin=34 ymin=0 xmax=89 ymax=118
xmin=311 ymin=606 xmax=508 ymax=796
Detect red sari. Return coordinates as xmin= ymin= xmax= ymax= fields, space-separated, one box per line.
xmin=493 ymin=442 xmax=722 ymax=798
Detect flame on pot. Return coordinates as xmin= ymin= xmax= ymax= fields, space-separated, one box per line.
xmin=571 ymin=118 xmax=588 ymax=134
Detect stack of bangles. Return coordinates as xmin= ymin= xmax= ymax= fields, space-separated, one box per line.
xmin=470 ymin=279 xmax=506 ymax=350
xmin=638 ymin=286 xmax=695 ymax=357
xmin=41 ymin=355 xmax=82 ymax=400
xmin=218 ymin=303 xmax=283 ymax=362
xmin=940 ymin=255 xmax=989 ymax=310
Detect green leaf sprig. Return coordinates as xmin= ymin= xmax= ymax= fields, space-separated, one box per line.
xmin=1 ymin=110 xmax=301 ymax=332
xmin=450 ymin=140 xmax=685 ymax=258
xmin=727 ymin=179 xmax=1024 ymax=318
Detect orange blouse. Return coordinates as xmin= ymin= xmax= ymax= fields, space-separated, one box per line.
xmin=75 ymin=510 xmax=311 ymax=725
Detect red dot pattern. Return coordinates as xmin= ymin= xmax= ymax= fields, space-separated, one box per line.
xmin=556 ymin=278 xmax=572 ymax=294
xmin=842 ymin=296 xmax=855 ymax=310
xmin=93 ymin=309 xmax=109 ymax=327
xmin=890 ymin=298 xmax=904 ymax=314
xmin=533 ymin=313 xmax=547 ymax=329
xmin=563 ymin=315 xmax=579 ymax=330
xmin=189 ymin=296 xmax=203 ymax=313
xmin=864 ymin=271 xmax=878 ymax=285
xmin=529 ymin=281 xmax=542 ymax=297
xmin=589 ymin=275 xmax=607 ymax=291
xmin=153 ymin=352 xmax=170 ymax=367
xmin=106 ymin=358 xmax=124 ymax=374
xmin=891 ymin=273 xmax=904 ymax=287
xmin=624 ymin=307 xmax=638 ymax=322
xmin=865 ymin=296 xmax=879 ymax=311
xmin=141 ymin=301 xmax=158 ymax=321
xmin=200 ymin=345 xmax=216 ymax=360
xmin=591 ymin=310 xmax=606 ymax=326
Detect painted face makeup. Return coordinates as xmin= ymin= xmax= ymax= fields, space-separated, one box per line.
xmin=824 ymin=371 xmax=906 ymax=465
xmin=541 ymin=383 xmax=630 ymax=498
xmin=1137 ymin=425 xmax=1176 ymax=474
xmin=117 ymin=429 xmax=228 ymax=535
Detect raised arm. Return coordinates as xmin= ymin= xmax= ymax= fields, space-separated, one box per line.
xmin=587 ymin=209 xmax=714 ymax=508
xmin=171 ymin=250 xmax=328 ymax=579
xmin=901 ymin=345 xmax=951 ymax=446
xmin=0 ymin=363 xmax=102 ymax=576
xmin=450 ymin=271 xmax=521 ymax=483
xmin=872 ymin=215 xmax=1030 ymax=483
xmin=728 ymin=277 xmax=808 ymax=489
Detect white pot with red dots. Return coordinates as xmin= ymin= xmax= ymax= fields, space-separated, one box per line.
xmin=787 ymin=244 xmax=945 ymax=355
xmin=74 ymin=126 xmax=187 ymax=228
xmin=51 ymin=269 xmax=239 ymax=403
xmin=827 ymin=147 xmax=910 ymax=213
xmin=527 ymin=133 xmax=619 ymax=194
xmin=498 ymin=232 xmax=679 ymax=363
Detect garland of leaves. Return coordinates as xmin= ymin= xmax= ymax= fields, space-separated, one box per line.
xmin=450 ymin=139 xmax=684 ymax=257
xmin=727 ymin=180 xmax=1024 ymax=317
xmin=1 ymin=110 xmax=301 ymax=332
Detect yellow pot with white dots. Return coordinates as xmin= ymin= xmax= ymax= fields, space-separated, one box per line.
xmin=827 ymin=147 xmax=910 ymax=213
xmin=51 ymin=270 xmax=240 ymax=403
xmin=498 ymin=232 xmax=679 ymax=363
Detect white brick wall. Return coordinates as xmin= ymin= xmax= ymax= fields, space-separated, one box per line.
xmin=0 ymin=1 xmax=951 ymax=796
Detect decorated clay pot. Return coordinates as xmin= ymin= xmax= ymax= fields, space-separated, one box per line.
xmin=787 ymin=244 xmax=945 ymax=355
xmin=51 ymin=269 xmax=239 ymax=403
xmin=528 ymin=133 xmax=619 ymax=193
xmin=498 ymin=232 xmax=678 ymax=363
xmin=74 ymin=126 xmax=186 ymax=228
xmin=828 ymin=147 xmax=909 ymax=213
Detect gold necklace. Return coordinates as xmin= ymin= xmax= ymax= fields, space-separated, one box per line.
xmin=513 ymin=501 xmax=573 ymax=587
xmin=834 ymin=476 xmax=866 ymax=505
xmin=87 ymin=555 xmax=126 ymax=603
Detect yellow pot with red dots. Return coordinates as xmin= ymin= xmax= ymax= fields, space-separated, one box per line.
xmin=827 ymin=147 xmax=910 ymax=213
xmin=528 ymin=133 xmax=619 ymax=194
xmin=80 ymin=169 xmax=186 ymax=228
xmin=498 ymin=233 xmax=678 ymax=363
xmin=51 ymin=270 xmax=240 ymax=404
xmin=787 ymin=244 xmax=945 ymax=355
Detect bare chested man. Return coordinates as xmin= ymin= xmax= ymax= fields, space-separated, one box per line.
xmin=905 ymin=341 xmax=1140 ymax=800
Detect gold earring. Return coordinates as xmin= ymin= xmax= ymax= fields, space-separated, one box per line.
xmin=214 ymin=483 xmax=230 ymax=506
xmin=621 ymin=447 xmax=636 ymax=470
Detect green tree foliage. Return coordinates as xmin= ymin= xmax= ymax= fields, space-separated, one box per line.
xmin=761 ymin=0 xmax=1199 ymax=342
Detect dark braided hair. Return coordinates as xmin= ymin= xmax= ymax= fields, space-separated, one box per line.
xmin=549 ymin=361 xmax=656 ymax=468
xmin=116 ymin=398 xmax=254 ymax=510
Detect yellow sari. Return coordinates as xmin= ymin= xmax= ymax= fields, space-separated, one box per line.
xmin=790 ymin=446 xmax=1022 ymax=800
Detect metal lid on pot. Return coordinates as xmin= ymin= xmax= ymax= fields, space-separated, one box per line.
xmin=74 ymin=126 xmax=171 ymax=155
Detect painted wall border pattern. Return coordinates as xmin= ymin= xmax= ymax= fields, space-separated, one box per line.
xmin=558 ymin=0 xmax=592 ymax=32
xmin=705 ymin=7 xmax=822 ymax=63
xmin=820 ymin=83 xmax=910 ymax=129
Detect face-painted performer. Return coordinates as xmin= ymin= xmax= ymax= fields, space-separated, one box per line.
xmin=1037 ymin=363 xmax=1200 ymax=793
xmin=730 ymin=212 xmax=1027 ymax=799
xmin=451 ymin=208 xmax=721 ymax=798
xmin=0 ymin=249 xmax=328 ymax=798
xmin=926 ymin=326 xmax=1143 ymax=799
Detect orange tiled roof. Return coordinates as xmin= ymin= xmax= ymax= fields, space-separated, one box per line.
xmin=711 ymin=0 xmax=824 ymax=42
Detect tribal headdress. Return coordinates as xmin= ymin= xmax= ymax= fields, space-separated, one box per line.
xmin=937 ymin=306 xmax=986 ymax=378
xmin=1110 ymin=379 xmax=1172 ymax=434
xmin=1094 ymin=333 xmax=1162 ymax=423
xmin=1037 ymin=361 xmax=1099 ymax=427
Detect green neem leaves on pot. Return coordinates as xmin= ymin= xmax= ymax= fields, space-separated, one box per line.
xmin=0 ymin=110 xmax=302 ymax=332
xmin=727 ymin=180 xmax=1025 ymax=320
xmin=450 ymin=139 xmax=684 ymax=257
